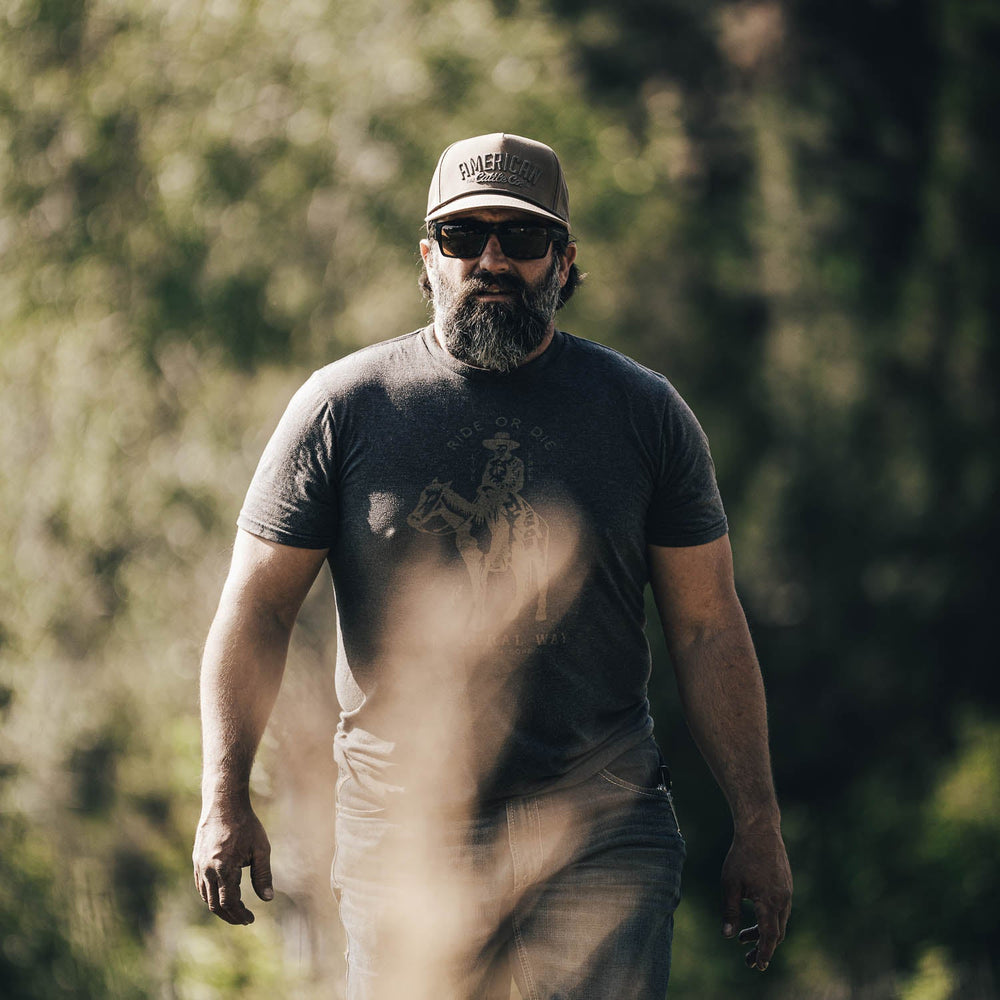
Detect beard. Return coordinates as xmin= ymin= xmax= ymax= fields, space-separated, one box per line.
xmin=427 ymin=253 xmax=563 ymax=373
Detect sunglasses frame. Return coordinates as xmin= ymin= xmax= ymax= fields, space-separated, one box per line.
xmin=430 ymin=220 xmax=570 ymax=260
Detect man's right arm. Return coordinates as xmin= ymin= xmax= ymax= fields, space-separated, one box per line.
xmin=193 ymin=528 xmax=329 ymax=925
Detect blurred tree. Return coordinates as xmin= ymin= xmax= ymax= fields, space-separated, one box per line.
xmin=0 ymin=811 xmax=108 ymax=998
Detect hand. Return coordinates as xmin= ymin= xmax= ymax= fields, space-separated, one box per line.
xmin=721 ymin=822 xmax=792 ymax=971
xmin=193 ymin=802 xmax=274 ymax=925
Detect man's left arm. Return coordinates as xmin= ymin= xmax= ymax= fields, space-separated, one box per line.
xmin=647 ymin=534 xmax=792 ymax=972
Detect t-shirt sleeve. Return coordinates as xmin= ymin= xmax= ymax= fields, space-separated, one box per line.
xmin=237 ymin=374 xmax=338 ymax=549
xmin=646 ymin=383 xmax=729 ymax=547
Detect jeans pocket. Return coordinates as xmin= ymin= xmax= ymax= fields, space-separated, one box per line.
xmin=335 ymin=770 xmax=389 ymax=818
xmin=597 ymin=739 xmax=669 ymax=798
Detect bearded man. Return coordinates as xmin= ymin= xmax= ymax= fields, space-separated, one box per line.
xmin=193 ymin=133 xmax=792 ymax=1000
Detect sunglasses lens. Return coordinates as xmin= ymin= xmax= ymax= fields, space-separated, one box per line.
xmin=438 ymin=225 xmax=487 ymax=258
xmin=498 ymin=227 xmax=549 ymax=259
xmin=436 ymin=223 xmax=556 ymax=260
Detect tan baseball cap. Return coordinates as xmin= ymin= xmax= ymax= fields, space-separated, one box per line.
xmin=425 ymin=133 xmax=570 ymax=226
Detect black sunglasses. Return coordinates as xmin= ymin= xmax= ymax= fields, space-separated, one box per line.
xmin=431 ymin=220 xmax=569 ymax=260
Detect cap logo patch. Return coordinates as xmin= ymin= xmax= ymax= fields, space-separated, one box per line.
xmin=457 ymin=152 xmax=543 ymax=188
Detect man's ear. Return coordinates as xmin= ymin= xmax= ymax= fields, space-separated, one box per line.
xmin=420 ymin=239 xmax=433 ymax=266
xmin=558 ymin=242 xmax=577 ymax=286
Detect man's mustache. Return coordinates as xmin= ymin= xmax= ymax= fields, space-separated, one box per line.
xmin=462 ymin=271 xmax=528 ymax=297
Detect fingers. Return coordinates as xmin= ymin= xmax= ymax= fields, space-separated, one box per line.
xmin=730 ymin=924 xmax=766 ymax=971
xmin=192 ymin=810 xmax=274 ymax=925
xmin=200 ymin=863 xmax=255 ymax=925
xmin=721 ymin=880 xmax=742 ymax=939
xmin=250 ymin=846 xmax=275 ymax=903
xmin=732 ymin=925 xmax=766 ymax=972
xmin=740 ymin=931 xmax=760 ymax=969
xmin=735 ymin=897 xmax=789 ymax=971
xmin=750 ymin=903 xmax=781 ymax=970
xmin=720 ymin=829 xmax=792 ymax=973
xmin=777 ymin=898 xmax=790 ymax=943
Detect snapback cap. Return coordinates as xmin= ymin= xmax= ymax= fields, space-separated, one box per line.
xmin=425 ymin=133 xmax=570 ymax=227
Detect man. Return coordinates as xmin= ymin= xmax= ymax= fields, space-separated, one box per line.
xmin=193 ymin=132 xmax=792 ymax=999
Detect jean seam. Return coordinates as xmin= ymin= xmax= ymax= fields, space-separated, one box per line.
xmin=508 ymin=800 xmax=540 ymax=1000
xmin=530 ymin=798 xmax=542 ymax=884
xmin=666 ymin=790 xmax=682 ymax=835
xmin=343 ymin=934 xmax=353 ymax=997
xmin=596 ymin=767 xmax=671 ymax=798
xmin=332 ymin=775 xmax=345 ymax=893
xmin=512 ymin=910 xmax=541 ymax=1000
xmin=506 ymin=800 xmax=523 ymax=891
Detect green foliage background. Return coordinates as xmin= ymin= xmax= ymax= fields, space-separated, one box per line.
xmin=1 ymin=0 xmax=996 ymax=996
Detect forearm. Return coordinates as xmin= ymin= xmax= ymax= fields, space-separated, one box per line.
xmin=194 ymin=531 xmax=328 ymax=924
xmin=668 ymin=613 xmax=779 ymax=830
xmin=199 ymin=596 xmax=292 ymax=810
xmin=648 ymin=538 xmax=791 ymax=966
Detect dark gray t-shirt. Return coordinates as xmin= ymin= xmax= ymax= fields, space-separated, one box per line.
xmin=239 ymin=327 xmax=727 ymax=803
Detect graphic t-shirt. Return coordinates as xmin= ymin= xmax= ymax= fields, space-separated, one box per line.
xmin=238 ymin=327 xmax=728 ymax=804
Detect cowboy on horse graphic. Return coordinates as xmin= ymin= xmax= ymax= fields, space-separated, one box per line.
xmin=407 ymin=432 xmax=549 ymax=626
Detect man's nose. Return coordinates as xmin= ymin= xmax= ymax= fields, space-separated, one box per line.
xmin=478 ymin=233 xmax=511 ymax=271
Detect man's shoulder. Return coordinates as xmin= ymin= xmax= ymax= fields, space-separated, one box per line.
xmin=272 ymin=329 xmax=432 ymax=422
xmin=560 ymin=332 xmax=671 ymax=391
xmin=311 ymin=328 xmax=428 ymax=385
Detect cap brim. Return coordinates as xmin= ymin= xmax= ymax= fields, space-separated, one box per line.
xmin=425 ymin=192 xmax=568 ymax=226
